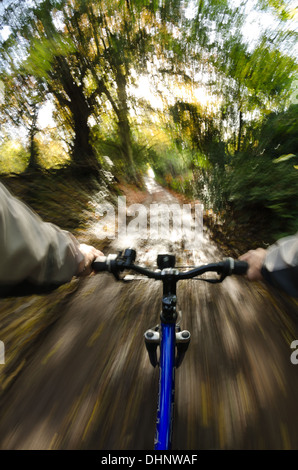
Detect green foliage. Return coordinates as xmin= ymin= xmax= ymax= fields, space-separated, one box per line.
xmin=215 ymin=105 xmax=298 ymax=238
xmin=194 ymin=164 xmax=228 ymax=212
xmin=256 ymin=105 xmax=298 ymax=158
xmin=149 ymin=143 xmax=194 ymax=195
xmin=23 ymin=35 xmax=76 ymax=80
xmin=225 ymin=152 xmax=298 ymax=238
xmin=220 ymin=37 xmax=296 ymax=103
xmin=169 ymin=100 xmax=226 ymax=168
xmin=0 ymin=139 xmax=29 ymax=174
xmin=192 ymin=103 xmax=298 ymax=240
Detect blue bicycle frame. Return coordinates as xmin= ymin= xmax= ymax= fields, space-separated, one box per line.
xmin=155 ymin=323 xmax=176 ymax=450
xmin=145 ymin=254 xmax=190 ymax=451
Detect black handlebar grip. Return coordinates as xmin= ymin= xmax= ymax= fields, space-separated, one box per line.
xmin=233 ymin=260 xmax=249 ymax=275
xmin=92 ymin=257 xmax=108 ymax=272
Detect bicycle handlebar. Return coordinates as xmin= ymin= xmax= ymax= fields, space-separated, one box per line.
xmin=92 ymin=249 xmax=248 ymax=283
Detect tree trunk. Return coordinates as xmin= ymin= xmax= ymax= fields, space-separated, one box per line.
xmin=27 ymin=105 xmax=40 ymax=171
xmin=52 ymin=58 xmax=100 ymax=174
xmin=237 ymin=109 xmax=243 ymax=153
xmin=118 ymin=118 xmax=135 ymax=170
xmin=28 ymin=133 xmax=39 ymax=170
xmin=68 ymin=89 xmax=99 ymax=173
xmin=72 ymin=112 xmax=97 ymax=171
xmin=115 ymin=67 xmax=138 ymax=183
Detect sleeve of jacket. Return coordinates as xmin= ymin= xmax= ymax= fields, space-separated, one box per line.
xmin=0 ymin=183 xmax=84 ymax=286
xmin=261 ymin=232 xmax=298 ymax=297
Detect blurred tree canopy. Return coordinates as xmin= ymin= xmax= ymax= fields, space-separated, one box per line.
xmin=0 ymin=0 xmax=297 ymax=238
xmin=0 ymin=0 xmax=190 ymax=177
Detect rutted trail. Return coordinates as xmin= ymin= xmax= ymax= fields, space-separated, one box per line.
xmin=0 ymin=178 xmax=297 ymax=450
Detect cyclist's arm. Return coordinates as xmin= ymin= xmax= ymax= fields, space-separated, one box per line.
xmin=261 ymin=233 xmax=298 ymax=297
xmin=0 ymin=182 xmax=101 ymax=286
xmin=240 ymin=233 xmax=298 ymax=297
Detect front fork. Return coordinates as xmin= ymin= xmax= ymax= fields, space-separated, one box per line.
xmin=144 ymin=326 xmax=191 ymax=368
xmin=144 ymin=293 xmax=191 ymax=368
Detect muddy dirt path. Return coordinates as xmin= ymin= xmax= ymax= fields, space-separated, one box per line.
xmin=0 ymin=178 xmax=298 ymax=450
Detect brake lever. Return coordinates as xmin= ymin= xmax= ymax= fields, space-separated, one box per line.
xmin=109 ymin=249 xmax=137 ymax=281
